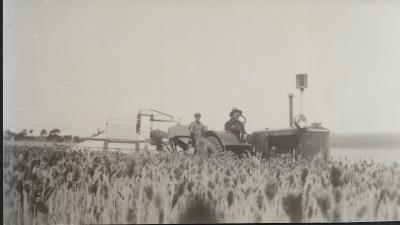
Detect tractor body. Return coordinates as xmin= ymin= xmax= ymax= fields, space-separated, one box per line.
xmin=203 ymin=125 xmax=330 ymax=160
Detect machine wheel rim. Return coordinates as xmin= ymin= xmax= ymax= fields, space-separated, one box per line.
xmin=204 ymin=136 xmax=224 ymax=156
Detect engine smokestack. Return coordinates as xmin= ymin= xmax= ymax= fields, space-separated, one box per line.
xmin=296 ymin=74 xmax=308 ymax=115
xmin=288 ymin=93 xmax=294 ymax=127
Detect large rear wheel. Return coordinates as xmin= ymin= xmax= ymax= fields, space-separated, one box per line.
xmin=206 ymin=136 xmax=224 ymax=154
xmin=194 ymin=136 xmax=226 ymax=156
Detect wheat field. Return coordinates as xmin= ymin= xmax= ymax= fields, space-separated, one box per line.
xmin=3 ymin=144 xmax=400 ymax=224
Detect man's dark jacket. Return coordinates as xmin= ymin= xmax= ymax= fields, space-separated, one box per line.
xmin=224 ymin=118 xmax=246 ymax=142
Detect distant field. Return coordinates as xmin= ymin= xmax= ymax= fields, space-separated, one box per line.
xmin=330 ymin=133 xmax=400 ymax=149
xmin=3 ymin=140 xmax=75 ymax=148
xmin=5 ymin=133 xmax=400 ymax=150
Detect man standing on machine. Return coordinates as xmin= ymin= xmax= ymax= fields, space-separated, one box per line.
xmin=189 ymin=113 xmax=207 ymax=147
xmin=225 ymin=108 xmax=247 ymax=143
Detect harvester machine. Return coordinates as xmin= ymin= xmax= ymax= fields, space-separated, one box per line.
xmin=136 ymin=109 xmax=192 ymax=153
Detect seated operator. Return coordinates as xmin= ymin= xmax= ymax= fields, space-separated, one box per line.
xmin=225 ymin=108 xmax=247 ymax=143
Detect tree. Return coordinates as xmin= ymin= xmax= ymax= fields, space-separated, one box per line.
xmin=47 ymin=128 xmax=62 ymax=142
xmin=29 ymin=129 xmax=34 ymax=135
xmin=15 ymin=129 xmax=28 ymax=140
xmin=40 ymin=129 xmax=47 ymax=137
xmin=73 ymin=136 xmax=81 ymax=143
xmin=4 ymin=129 xmax=12 ymax=136
xmin=63 ymin=135 xmax=73 ymax=143
xmin=57 ymin=136 xmax=64 ymax=142
xmin=3 ymin=129 xmax=16 ymax=140
xmin=49 ymin=129 xmax=61 ymax=136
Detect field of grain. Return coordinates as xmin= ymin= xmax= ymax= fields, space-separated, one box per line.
xmin=3 ymin=144 xmax=400 ymax=224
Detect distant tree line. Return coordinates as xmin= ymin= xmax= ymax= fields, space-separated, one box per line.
xmin=3 ymin=128 xmax=82 ymax=143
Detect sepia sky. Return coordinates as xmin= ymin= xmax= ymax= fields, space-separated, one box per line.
xmin=3 ymin=0 xmax=400 ymax=136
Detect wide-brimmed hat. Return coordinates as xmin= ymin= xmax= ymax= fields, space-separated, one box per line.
xmin=229 ymin=108 xmax=242 ymax=117
xmin=194 ymin=113 xmax=201 ymax=117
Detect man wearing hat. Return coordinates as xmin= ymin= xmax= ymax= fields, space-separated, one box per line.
xmin=225 ymin=107 xmax=247 ymax=142
xmin=189 ymin=113 xmax=207 ymax=147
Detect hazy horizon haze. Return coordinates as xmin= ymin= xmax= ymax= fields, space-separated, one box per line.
xmin=4 ymin=0 xmax=400 ymax=137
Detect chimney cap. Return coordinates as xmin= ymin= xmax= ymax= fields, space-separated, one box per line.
xmin=296 ymin=74 xmax=308 ymax=90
